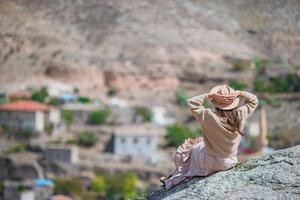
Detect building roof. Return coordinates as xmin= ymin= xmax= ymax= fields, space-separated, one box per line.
xmin=34 ymin=178 xmax=54 ymax=187
xmin=0 ymin=100 xmax=50 ymax=112
xmin=113 ymin=124 xmax=161 ymax=137
xmin=52 ymin=195 xmax=74 ymax=200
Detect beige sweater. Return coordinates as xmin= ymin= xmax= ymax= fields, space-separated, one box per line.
xmin=187 ymin=91 xmax=258 ymax=158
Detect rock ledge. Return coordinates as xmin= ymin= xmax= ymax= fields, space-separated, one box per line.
xmin=150 ymin=145 xmax=300 ymax=200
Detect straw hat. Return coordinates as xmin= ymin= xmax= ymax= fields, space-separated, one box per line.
xmin=209 ymin=85 xmax=239 ymax=110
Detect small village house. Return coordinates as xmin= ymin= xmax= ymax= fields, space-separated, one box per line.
xmin=34 ymin=179 xmax=55 ymax=200
xmin=152 ymin=106 xmax=176 ymax=126
xmin=112 ymin=125 xmax=158 ymax=163
xmin=0 ymin=100 xmax=60 ymax=132
xmin=44 ymin=145 xmax=79 ymax=164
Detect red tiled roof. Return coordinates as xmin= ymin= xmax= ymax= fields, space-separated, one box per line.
xmin=0 ymin=100 xmax=50 ymax=112
xmin=52 ymin=195 xmax=73 ymax=200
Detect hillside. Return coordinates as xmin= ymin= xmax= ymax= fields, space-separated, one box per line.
xmin=0 ymin=0 xmax=299 ymax=99
xmin=149 ymin=145 xmax=300 ymax=200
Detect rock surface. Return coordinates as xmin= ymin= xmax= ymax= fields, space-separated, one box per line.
xmin=149 ymin=145 xmax=300 ymax=200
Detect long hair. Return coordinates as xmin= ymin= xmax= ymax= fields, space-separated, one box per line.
xmin=215 ymin=107 xmax=244 ymax=136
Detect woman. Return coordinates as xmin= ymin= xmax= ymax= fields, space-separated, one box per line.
xmin=160 ymin=85 xmax=258 ymax=190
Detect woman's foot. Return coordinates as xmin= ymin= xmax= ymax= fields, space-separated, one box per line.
xmin=160 ymin=174 xmax=173 ymax=187
xmin=160 ymin=177 xmax=166 ymax=186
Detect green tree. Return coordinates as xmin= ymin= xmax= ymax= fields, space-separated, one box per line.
xmin=78 ymin=96 xmax=91 ymax=103
xmin=253 ymin=78 xmax=269 ymax=92
xmin=107 ymin=86 xmax=118 ymax=96
xmin=229 ymin=80 xmax=248 ymax=90
xmin=31 ymin=86 xmax=49 ymax=102
xmin=165 ymin=124 xmax=202 ymax=147
xmin=134 ymin=106 xmax=153 ymax=122
xmin=91 ymin=176 xmax=106 ymax=195
xmin=88 ymin=109 xmax=111 ymax=124
xmin=77 ymin=131 xmax=98 ymax=147
xmin=54 ymin=178 xmax=82 ymax=196
xmin=63 ymin=110 xmax=74 ymax=126
xmin=103 ymin=172 xmax=138 ymax=200
xmin=120 ymin=172 xmax=138 ymax=199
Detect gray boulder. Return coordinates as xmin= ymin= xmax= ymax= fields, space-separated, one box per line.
xmin=150 ymin=145 xmax=300 ymax=200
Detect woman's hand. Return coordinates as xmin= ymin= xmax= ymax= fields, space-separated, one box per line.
xmin=235 ymin=90 xmax=244 ymax=97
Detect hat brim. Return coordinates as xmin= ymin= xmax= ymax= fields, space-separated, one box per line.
xmin=210 ymin=98 xmax=239 ymax=110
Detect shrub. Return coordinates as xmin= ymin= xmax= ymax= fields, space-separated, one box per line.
xmin=134 ymin=106 xmax=153 ymax=122
xmin=88 ymin=109 xmax=111 ymax=124
xmin=78 ymin=96 xmax=91 ymax=103
xmin=31 ymin=86 xmax=49 ymax=102
xmin=49 ymin=97 xmax=60 ymax=106
xmin=232 ymin=60 xmax=251 ymax=71
xmin=54 ymin=177 xmax=82 ymax=196
xmin=165 ymin=124 xmax=202 ymax=147
xmin=44 ymin=123 xmax=54 ymax=135
xmin=50 ymin=138 xmax=63 ymax=144
xmin=175 ymin=87 xmax=189 ymax=106
xmin=17 ymin=184 xmax=30 ymax=192
xmin=107 ymin=86 xmax=118 ymax=96
xmin=78 ymin=131 xmax=98 ymax=147
xmin=9 ymin=143 xmax=27 ymax=153
xmin=253 ymin=78 xmax=270 ymax=92
xmin=253 ymin=57 xmax=264 ymax=71
xmin=63 ymin=110 xmax=74 ymax=126
xmin=18 ymin=128 xmax=34 ymax=137
xmin=94 ymin=171 xmax=138 ymax=199
xmin=229 ymin=80 xmax=248 ymax=90
xmin=91 ymin=176 xmax=106 ymax=195
xmin=253 ymin=74 xmax=300 ymax=93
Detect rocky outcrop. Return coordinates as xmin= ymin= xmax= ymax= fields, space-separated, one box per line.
xmin=150 ymin=145 xmax=300 ymax=200
xmin=0 ymin=0 xmax=299 ymax=93
xmin=0 ymin=152 xmax=41 ymax=180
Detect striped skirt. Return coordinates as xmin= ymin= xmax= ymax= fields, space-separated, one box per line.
xmin=163 ymin=137 xmax=238 ymax=190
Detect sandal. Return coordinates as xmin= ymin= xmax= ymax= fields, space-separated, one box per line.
xmin=160 ymin=174 xmax=173 ymax=186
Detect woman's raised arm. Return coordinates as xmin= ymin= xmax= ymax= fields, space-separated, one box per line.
xmin=237 ymin=91 xmax=258 ymax=119
xmin=187 ymin=93 xmax=209 ymax=121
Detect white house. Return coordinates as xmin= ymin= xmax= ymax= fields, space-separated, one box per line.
xmin=0 ymin=100 xmax=61 ymax=132
xmin=112 ymin=125 xmax=158 ymax=163
xmin=152 ymin=106 xmax=176 ymax=126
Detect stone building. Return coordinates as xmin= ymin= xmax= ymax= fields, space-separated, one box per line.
xmin=44 ymin=145 xmax=79 ymax=164
xmin=112 ymin=125 xmax=158 ymax=163
xmin=62 ymin=103 xmax=103 ymax=124
xmin=0 ymin=100 xmax=60 ymax=132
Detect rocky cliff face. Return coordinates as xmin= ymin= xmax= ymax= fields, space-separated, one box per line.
xmin=149 ymin=145 xmax=300 ymax=200
xmin=0 ymin=0 xmax=299 ymax=97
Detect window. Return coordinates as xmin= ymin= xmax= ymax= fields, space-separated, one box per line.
xmin=120 ymin=137 xmax=126 ymax=144
xmin=133 ymin=137 xmax=139 ymax=144
xmin=146 ymin=137 xmax=151 ymax=145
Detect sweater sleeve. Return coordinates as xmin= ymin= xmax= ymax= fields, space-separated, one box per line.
xmin=238 ymin=91 xmax=258 ymax=119
xmin=187 ymin=93 xmax=208 ymax=121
